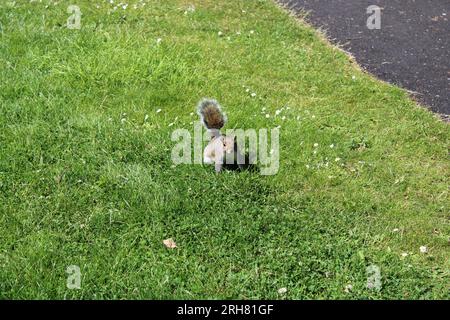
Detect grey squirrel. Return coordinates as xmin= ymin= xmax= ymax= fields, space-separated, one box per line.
xmin=197 ymin=99 xmax=250 ymax=173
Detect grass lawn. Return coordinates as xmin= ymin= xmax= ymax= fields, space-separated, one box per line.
xmin=0 ymin=0 xmax=448 ymax=299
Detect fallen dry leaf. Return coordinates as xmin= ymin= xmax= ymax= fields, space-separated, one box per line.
xmin=163 ymin=238 xmax=177 ymax=249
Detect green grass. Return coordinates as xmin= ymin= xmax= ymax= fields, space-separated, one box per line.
xmin=0 ymin=0 xmax=449 ymax=299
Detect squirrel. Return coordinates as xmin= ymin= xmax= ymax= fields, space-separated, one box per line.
xmin=197 ymin=99 xmax=249 ymax=173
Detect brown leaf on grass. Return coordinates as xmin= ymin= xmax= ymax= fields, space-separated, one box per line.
xmin=163 ymin=238 xmax=177 ymax=249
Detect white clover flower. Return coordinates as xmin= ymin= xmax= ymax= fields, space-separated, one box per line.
xmin=184 ymin=4 xmax=195 ymax=14
xmin=313 ymin=143 xmax=319 ymax=148
xmin=218 ymin=31 xmax=223 ymax=36
xmin=401 ymin=252 xmax=408 ymax=257
xmin=419 ymin=246 xmax=428 ymax=253
xmin=278 ymin=287 xmax=287 ymax=294
xmin=281 ymin=116 xmax=286 ymax=120
xmin=344 ymin=284 xmax=353 ymax=293
xmin=156 ymin=38 xmax=162 ymax=45
xmin=335 ymin=157 xmax=341 ymax=162
xmin=393 ymin=228 xmax=399 ymax=232
xmin=251 ymin=93 xmax=256 ymax=97
xmin=275 ymin=109 xmax=282 ymax=116
xmin=330 ymin=144 xmax=335 ymax=148
xmin=265 ymin=114 xmax=270 ymax=118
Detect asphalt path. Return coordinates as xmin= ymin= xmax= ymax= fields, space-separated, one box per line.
xmin=278 ymin=0 xmax=449 ymax=116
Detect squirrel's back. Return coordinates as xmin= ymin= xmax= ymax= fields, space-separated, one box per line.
xmin=197 ymin=99 xmax=227 ymax=130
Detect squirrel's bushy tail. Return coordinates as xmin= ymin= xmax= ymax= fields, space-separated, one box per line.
xmin=197 ymin=98 xmax=227 ymax=130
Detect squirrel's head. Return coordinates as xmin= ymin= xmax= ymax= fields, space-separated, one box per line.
xmin=222 ymin=135 xmax=235 ymax=154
